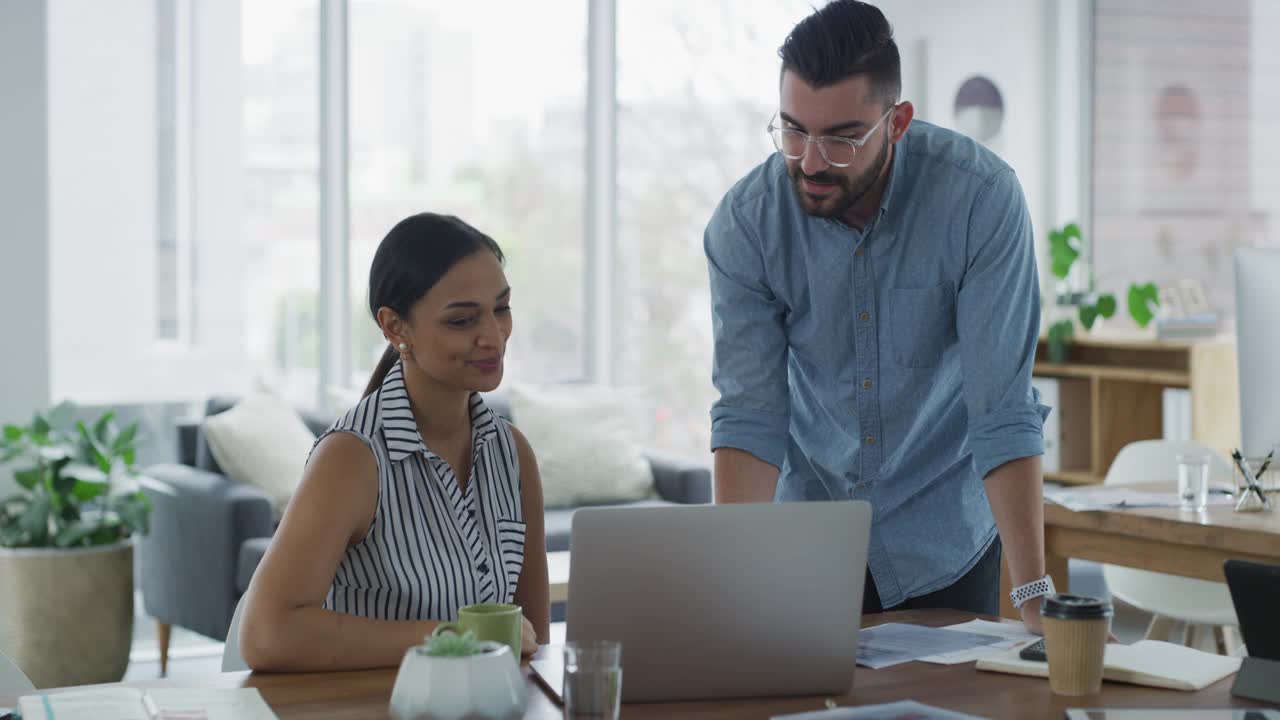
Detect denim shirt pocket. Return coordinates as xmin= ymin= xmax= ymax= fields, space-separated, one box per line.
xmin=890 ymin=284 xmax=955 ymax=368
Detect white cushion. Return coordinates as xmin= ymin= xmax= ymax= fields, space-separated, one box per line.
xmin=508 ymin=383 xmax=654 ymax=508
xmin=203 ymin=392 xmax=316 ymax=515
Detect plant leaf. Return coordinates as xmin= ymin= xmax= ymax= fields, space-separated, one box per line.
xmin=19 ymin=496 xmax=50 ymax=541
xmin=93 ymin=412 xmax=116 ymax=444
xmin=1127 ymin=282 xmax=1160 ymax=328
xmin=54 ymin=520 xmax=99 ymax=548
xmin=0 ymin=523 xmax=25 ymax=548
xmin=1048 ymin=228 xmax=1082 ymax=280
xmin=46 ymin=401 xmax=76 ymax=431
xmin=63 ymin=462 xmax=108 ymax=484
xmin=14 ymin=467 xmax=43 ymax=490
xmin=2 ymin=425 xmax=22 ymax=442
xmin=114 ymin=423 xmax=139 ymax=452
xmin=78 ymin=421 xmax=111 ymax=472
xmin=31 ymin=415 xmax=50 ymax=437
xmin=37 ymin=445 xmax=71 ymax=463
xmin=72 ymin=478 xmax=109 ymax=502
xmin=115 ymin=495 xmax=150 ymax=536
xmin=1096 ymin=293 xmax=1117 ymax=318
xmin=89 ymin=518 xmax=121 ymax=546
xmin=52 ymin=471 xmax=77 ymax=495
xmin=1078 ymin=304 xmax=1099 ymax=331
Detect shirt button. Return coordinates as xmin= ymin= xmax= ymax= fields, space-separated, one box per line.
xmin=859 ymin=311 xmax=871 ymax=322
xmin=467 ymin=508 xmax=476 ymax=519
xmin=865 ymin=436 xmax=876 ymax=446
xmin=478 ymin=561 xmax=489 ymax=575
xmin=855 ymin=247 xmax=865 ymax=257
xmin=862 ymin=378 xmax=873 ymax=389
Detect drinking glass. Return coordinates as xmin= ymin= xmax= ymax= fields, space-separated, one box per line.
xmin=563 ymin=641 xmax=622 ymax=720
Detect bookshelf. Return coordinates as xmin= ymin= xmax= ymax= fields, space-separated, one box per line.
xmin=1034 ymin=331 xmax=1239 ymax=486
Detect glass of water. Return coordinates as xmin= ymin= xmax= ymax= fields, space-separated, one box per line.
xmin=563 ymin=640 xmax=622 ymax=720
xmin=1177 ymin=452 xmax=1210 ymax=511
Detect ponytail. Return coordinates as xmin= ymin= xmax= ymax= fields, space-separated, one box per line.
xmin=363 ymin=344 xmax=400 ymax=398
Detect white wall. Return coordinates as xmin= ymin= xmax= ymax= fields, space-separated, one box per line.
xmin=0 ymin=1 xmax=53 ymax=495
xmin=873 ymin=0 xmax=1086 ymax=298
xmin=46 ymin=0 xmax=246 ymax=405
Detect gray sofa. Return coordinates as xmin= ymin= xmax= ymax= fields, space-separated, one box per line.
xmin=138 ymin=394 xmax=711 ymax=649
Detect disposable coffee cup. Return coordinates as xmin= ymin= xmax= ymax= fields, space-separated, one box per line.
xmin=1040 ymin=593 xmax=1112 ymax=695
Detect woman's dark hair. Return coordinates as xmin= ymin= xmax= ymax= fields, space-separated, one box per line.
xmin=362 ymin=213 xmax=504 ymax=398
xmin=778 ymin=0 xmax=900 ymax=106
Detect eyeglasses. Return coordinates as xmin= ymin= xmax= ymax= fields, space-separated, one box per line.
xmin=767 ymin=107 xmax=894 ymax=168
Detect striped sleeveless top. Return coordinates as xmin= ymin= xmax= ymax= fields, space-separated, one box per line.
xmin=313 ymin=360 xmax=526 ymax=622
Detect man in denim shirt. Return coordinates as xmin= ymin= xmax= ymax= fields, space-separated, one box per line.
xmin=705 ymin=1 xmax=1052 ymax=632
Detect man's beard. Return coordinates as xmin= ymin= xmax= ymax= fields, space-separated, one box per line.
xmin=789 ymin=136 xmax=890 ymax=220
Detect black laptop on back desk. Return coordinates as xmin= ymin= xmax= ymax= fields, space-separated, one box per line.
xmin=1224 ymin=558 xmax=1280 ymax=703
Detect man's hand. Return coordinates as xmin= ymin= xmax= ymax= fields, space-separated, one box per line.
xmin=1019 ymin=596 xmax=1044 ymax=635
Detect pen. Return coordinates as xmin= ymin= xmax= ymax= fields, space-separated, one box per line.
xmin=1256 ymin=450 xmax=1274 ymax=479
xmin=142 ymin=692 xmax=161 ymax=720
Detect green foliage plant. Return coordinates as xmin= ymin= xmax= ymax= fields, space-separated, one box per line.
xmin=0 ymin=402 xmax=151 ymax=548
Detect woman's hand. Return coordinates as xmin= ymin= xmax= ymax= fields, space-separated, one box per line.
xmin=521 ymin=614 xmax=539 ymax=657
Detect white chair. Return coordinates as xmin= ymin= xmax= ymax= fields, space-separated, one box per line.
xmin=1101 ymin=439 xmax=1238 ymax=651
xmin=221 ymin=594 xmax=249 ymax=672
xmin=0 ymin=648 xmax=35 ymax=694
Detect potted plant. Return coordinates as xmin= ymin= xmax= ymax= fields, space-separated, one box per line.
xmin=0 ymin=402 xmax=151 ymax=688
xmin=1045 ymin=222 xmax=1160 ymax=363
xmin=389 ymin=626 xmax=527 ymax=720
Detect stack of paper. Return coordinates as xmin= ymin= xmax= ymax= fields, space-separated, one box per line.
xmin=772 ymin=700 xmax=989 ymax=719
xmin=1044 ymin=486 xmax=1233 ymax=512
xmin=18 ymin=687 xmax=278 ymax=720
xmin=919 ymin=620 xmax=1039 ymax=665
xmin=856 ymin=623 xmax=1007 ymax=669
xmin=975 ymin=639 xmax=1241 ymax=691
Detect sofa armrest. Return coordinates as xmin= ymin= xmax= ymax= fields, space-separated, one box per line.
xmin=644 ymin=450 xmax=712 ymax=505
xmin=176 ymin=416 xmax=202 ymax=467
xmin=137 ymin=463 xmax=275 ymax=641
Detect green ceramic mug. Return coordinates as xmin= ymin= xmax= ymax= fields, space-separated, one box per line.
xmin=437 ymin=603 xmax=523 ymax=657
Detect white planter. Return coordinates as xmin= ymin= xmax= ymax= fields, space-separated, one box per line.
xmin=389 ymin=641 xmax=527 ymax=720
xmin=0 ymin=539 xmax=134 ymax=688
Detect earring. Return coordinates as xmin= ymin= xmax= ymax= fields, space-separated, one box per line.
xmin=397 ymin=342 xmax=409 ymax=353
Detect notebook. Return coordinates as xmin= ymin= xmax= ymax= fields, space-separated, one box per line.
xmin=975 ymin=640 xmax=1241 ymax=691
xmin=18 ymin=687 xmax=278 ymax=720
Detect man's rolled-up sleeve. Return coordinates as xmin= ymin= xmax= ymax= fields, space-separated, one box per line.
xmin=958 ymin=169 xmax=1052 ymax=480
xmin=704 ymin=198 xmax=790 ymax=470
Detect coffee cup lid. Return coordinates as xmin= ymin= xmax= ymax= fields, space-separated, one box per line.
xmin=1040 ymin=593 xmax=1113 ymax=620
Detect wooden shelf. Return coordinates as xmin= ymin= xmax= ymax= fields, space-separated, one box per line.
xmin=1033 ymin=335 xmax=1238 ymax=487
xmin=1044 ymin=470 xmax=1102 ymax=486
xmin=1033 ymin=362 xmax=1190 ymax=387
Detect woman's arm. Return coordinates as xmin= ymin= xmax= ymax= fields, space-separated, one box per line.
xmin=510 ymin=425 xmax=550 ymax=644
xmin=238 ymin=432 xmax=442 ymax=672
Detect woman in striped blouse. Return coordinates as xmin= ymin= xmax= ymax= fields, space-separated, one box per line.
xmin=240 ymin=213 xmax=550 ymax=671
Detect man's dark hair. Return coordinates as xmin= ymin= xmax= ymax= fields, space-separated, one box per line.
xmin=778 ymin=0 xmax=901 ymax=106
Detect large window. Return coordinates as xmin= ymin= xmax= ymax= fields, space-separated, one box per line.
xmin=241 ymin=1 xmax=321 ymax=404
xmin=1091 ymin=0 xmax=1280 ymax=321
xmin=348 ymin=0 xmax=587 ymax=389
xmin=616 ymin=1 xmax=813 ymax=456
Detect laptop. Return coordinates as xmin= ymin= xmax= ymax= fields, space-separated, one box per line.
xmin=1224 ymin=559 xmax=1280 ymax=660
xmin=532 ymin=500 xmax=871 ymax=703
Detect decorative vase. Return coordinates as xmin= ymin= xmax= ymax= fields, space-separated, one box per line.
xmin=0 ymin=539 xmax=134 ymax=688
xmin=389 ymin=640 xmax=527 ymax=720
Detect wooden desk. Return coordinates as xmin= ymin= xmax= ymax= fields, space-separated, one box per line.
xmin=1001 ymin=483 xmax=1280 ymax=618
xmin=1044 ymin=484 xmax=1280 ymax=586
xmin=2 ymin=609 xmax=1262 ymax=719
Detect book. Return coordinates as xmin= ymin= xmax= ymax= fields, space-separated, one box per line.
xmin=975 ymin=639 xmax=1241 ymax=691
xmin=18 ymin=687 xmax=277 ymax=720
